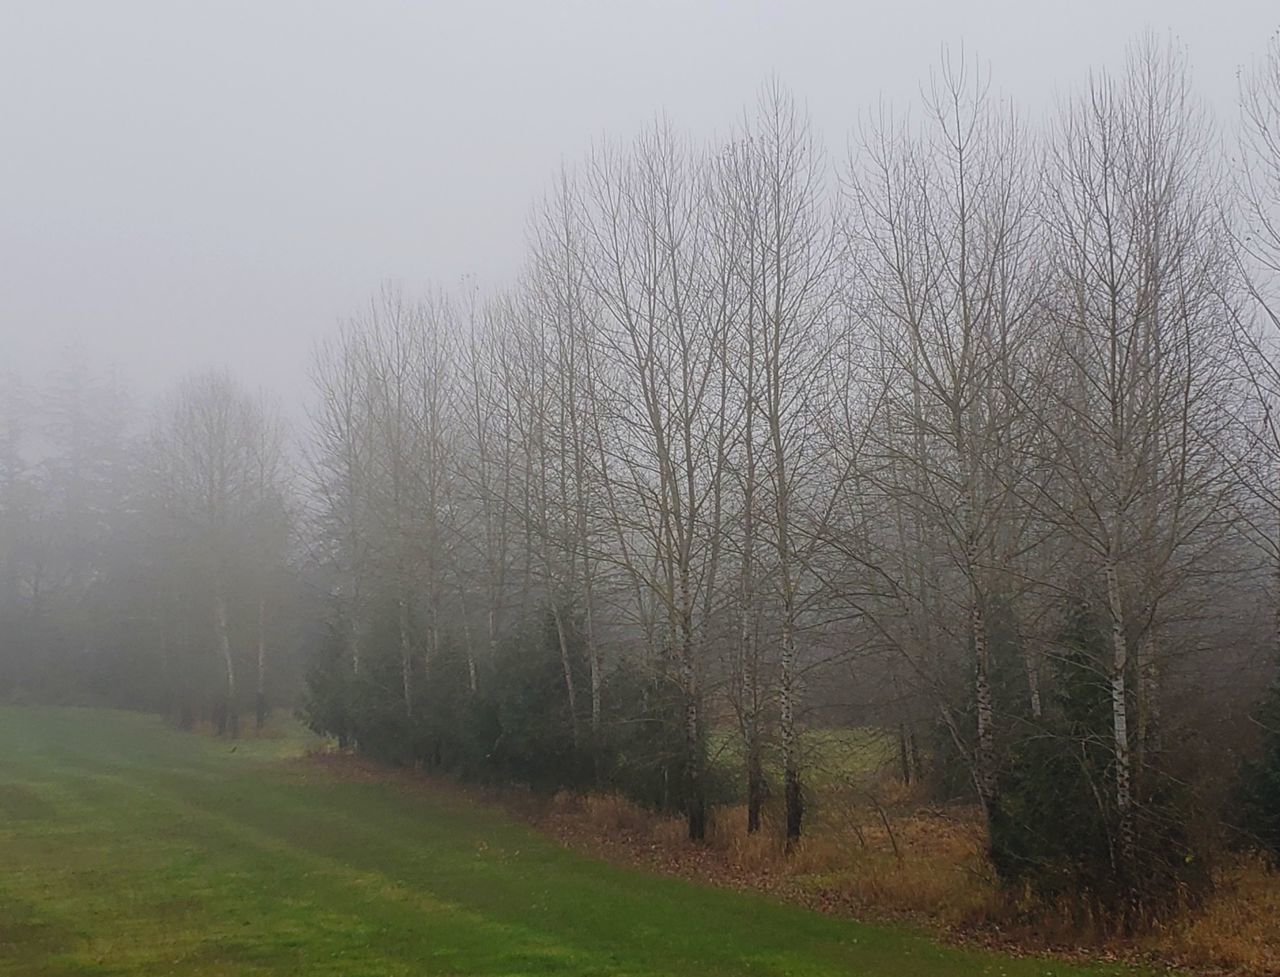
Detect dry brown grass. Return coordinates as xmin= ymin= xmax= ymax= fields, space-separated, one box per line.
xmin=535 ymin=779 xmax=1005 ymax=922
xmin=705 ymin=805 xmax=786 ymax=873
xmin=1155 ymin=856 xmax=1280 ymax=976
xmin=785 ymin=805 xmax=1003 ymax=927
xmin=571 ymin=791 xmax=657 ymax=837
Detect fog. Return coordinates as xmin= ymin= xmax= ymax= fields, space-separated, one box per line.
xmin=9 ymin=6 xmax=1280 ymax=967
xmin=2 ymin=0 xmax=1274 ymax=410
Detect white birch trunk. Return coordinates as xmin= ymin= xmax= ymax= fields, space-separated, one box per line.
xmin=1103 ymin=555 xmax=1135 ymax=866
xmin=214 ymin=591 xmax=238 ymax=738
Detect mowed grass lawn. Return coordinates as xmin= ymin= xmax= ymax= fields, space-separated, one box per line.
xmin=0 ymin=708 xmax=1150 ymax=977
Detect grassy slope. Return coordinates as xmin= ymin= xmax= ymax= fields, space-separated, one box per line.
xmin=0 ymin=708 xmax=1149 ymax=977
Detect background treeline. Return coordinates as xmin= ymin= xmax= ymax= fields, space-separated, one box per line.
xmin=4 ymin=36 xmax=1280 ymax=926
xmin=0 ymin=363 xmax=298 ymax=734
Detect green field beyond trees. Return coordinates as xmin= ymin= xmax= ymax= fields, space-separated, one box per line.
xmin=0 ymin=709 xmax=1150 ymax=977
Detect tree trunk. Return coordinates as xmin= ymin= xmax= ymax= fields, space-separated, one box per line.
xmin=972 ymin=591 xmax=997 ymax=814
xmin=1024 ymin=647 xmax=1043 ymax=720
xmin=1136 ymin=626 xmax=1161 ymax=776
xmin=740 ymin=424 xmax=760 ymax=834
xmin=680 ymin=575 xmax=705 ymax=842
xmin=462 ymin=612 xmax=478 ymax=695
xmin=898 ymin=721 xmax=914 ymax=785
xmin=1103 ymin=556 xmax=1135 ymax=867
xmin=214 ymin=592 xmax=238 ymax=739
xmin=683 ymin=675 xmax=705 ymax=841
xmin=586 ymin=567 xmax=602 ymax=735
xmin=891 ymin=670 xmax=918 ymax=786
xmin=255 ymin=594 xmax=267 ymax=731
xmin=1275 ymin=542 xmax=1280 ymax=666
xmin=742 ymin=630 xmax=765 ymax=834
xmin=780 ymin=604 xmax=803 ymax=845
xmin=746 ymin=730 xmax=765 ymax=834
xmin=397 ymin=593 xmax=413 ymax=716
xmin=962 ymin=501 xmax=997 ymax=819
xmin=551 ymin=603 xmax=580 ymax=748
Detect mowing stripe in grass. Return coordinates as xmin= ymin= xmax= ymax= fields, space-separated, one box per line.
xmin=0 ymin=708 xmax=1158 ymax=977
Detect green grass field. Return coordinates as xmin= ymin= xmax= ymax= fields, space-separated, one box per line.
xmin=708 ymin=726 xmax=898 ymax=794
xmin=0 ymin=708 xmax=1149 ymax=977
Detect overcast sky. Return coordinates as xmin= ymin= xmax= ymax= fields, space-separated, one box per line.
xmin=2 ymin=0 xmax=1277 ymax=414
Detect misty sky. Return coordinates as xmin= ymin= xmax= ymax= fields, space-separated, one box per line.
xmin=3 ymin=0 xmax=1277 ymax=414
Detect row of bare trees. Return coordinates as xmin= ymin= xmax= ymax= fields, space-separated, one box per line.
xmin=5 ymin=32 xmax=1279 ymax=918
xmin=306 ymin=37 xmax=1280 ymax=902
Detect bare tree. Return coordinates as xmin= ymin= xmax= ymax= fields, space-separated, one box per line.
xmin=580 ymin=124 xmax=734 ymax=839
xmin=310 ymin=325 xmax=377 ymax=682
xmin=1235 ymin=33 xmax=1280 ymax=662
xmin=1037 ymin=37 xmax=1237 ymax=866
xmin=521 ymin=169 xmax=619 ymax=741
xmin=847 ymin=53 xmax=1039 ymax=825
xmin=717 ymin=81 xmax=840 ymax=840
xmin=151 ymin=371 xmax=287 ymax=737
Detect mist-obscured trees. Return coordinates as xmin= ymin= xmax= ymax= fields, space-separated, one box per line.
xmin=6 ymin=31 xmax=1280 ymax=930
xmin=0 ymin=366 xmax=299 ymax=729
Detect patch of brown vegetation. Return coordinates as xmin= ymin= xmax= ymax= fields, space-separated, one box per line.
xmin=1154 ymin=856 xmax=1280 ymax=976
xmin=534 ymin=787 xmax=1002 ymax=926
